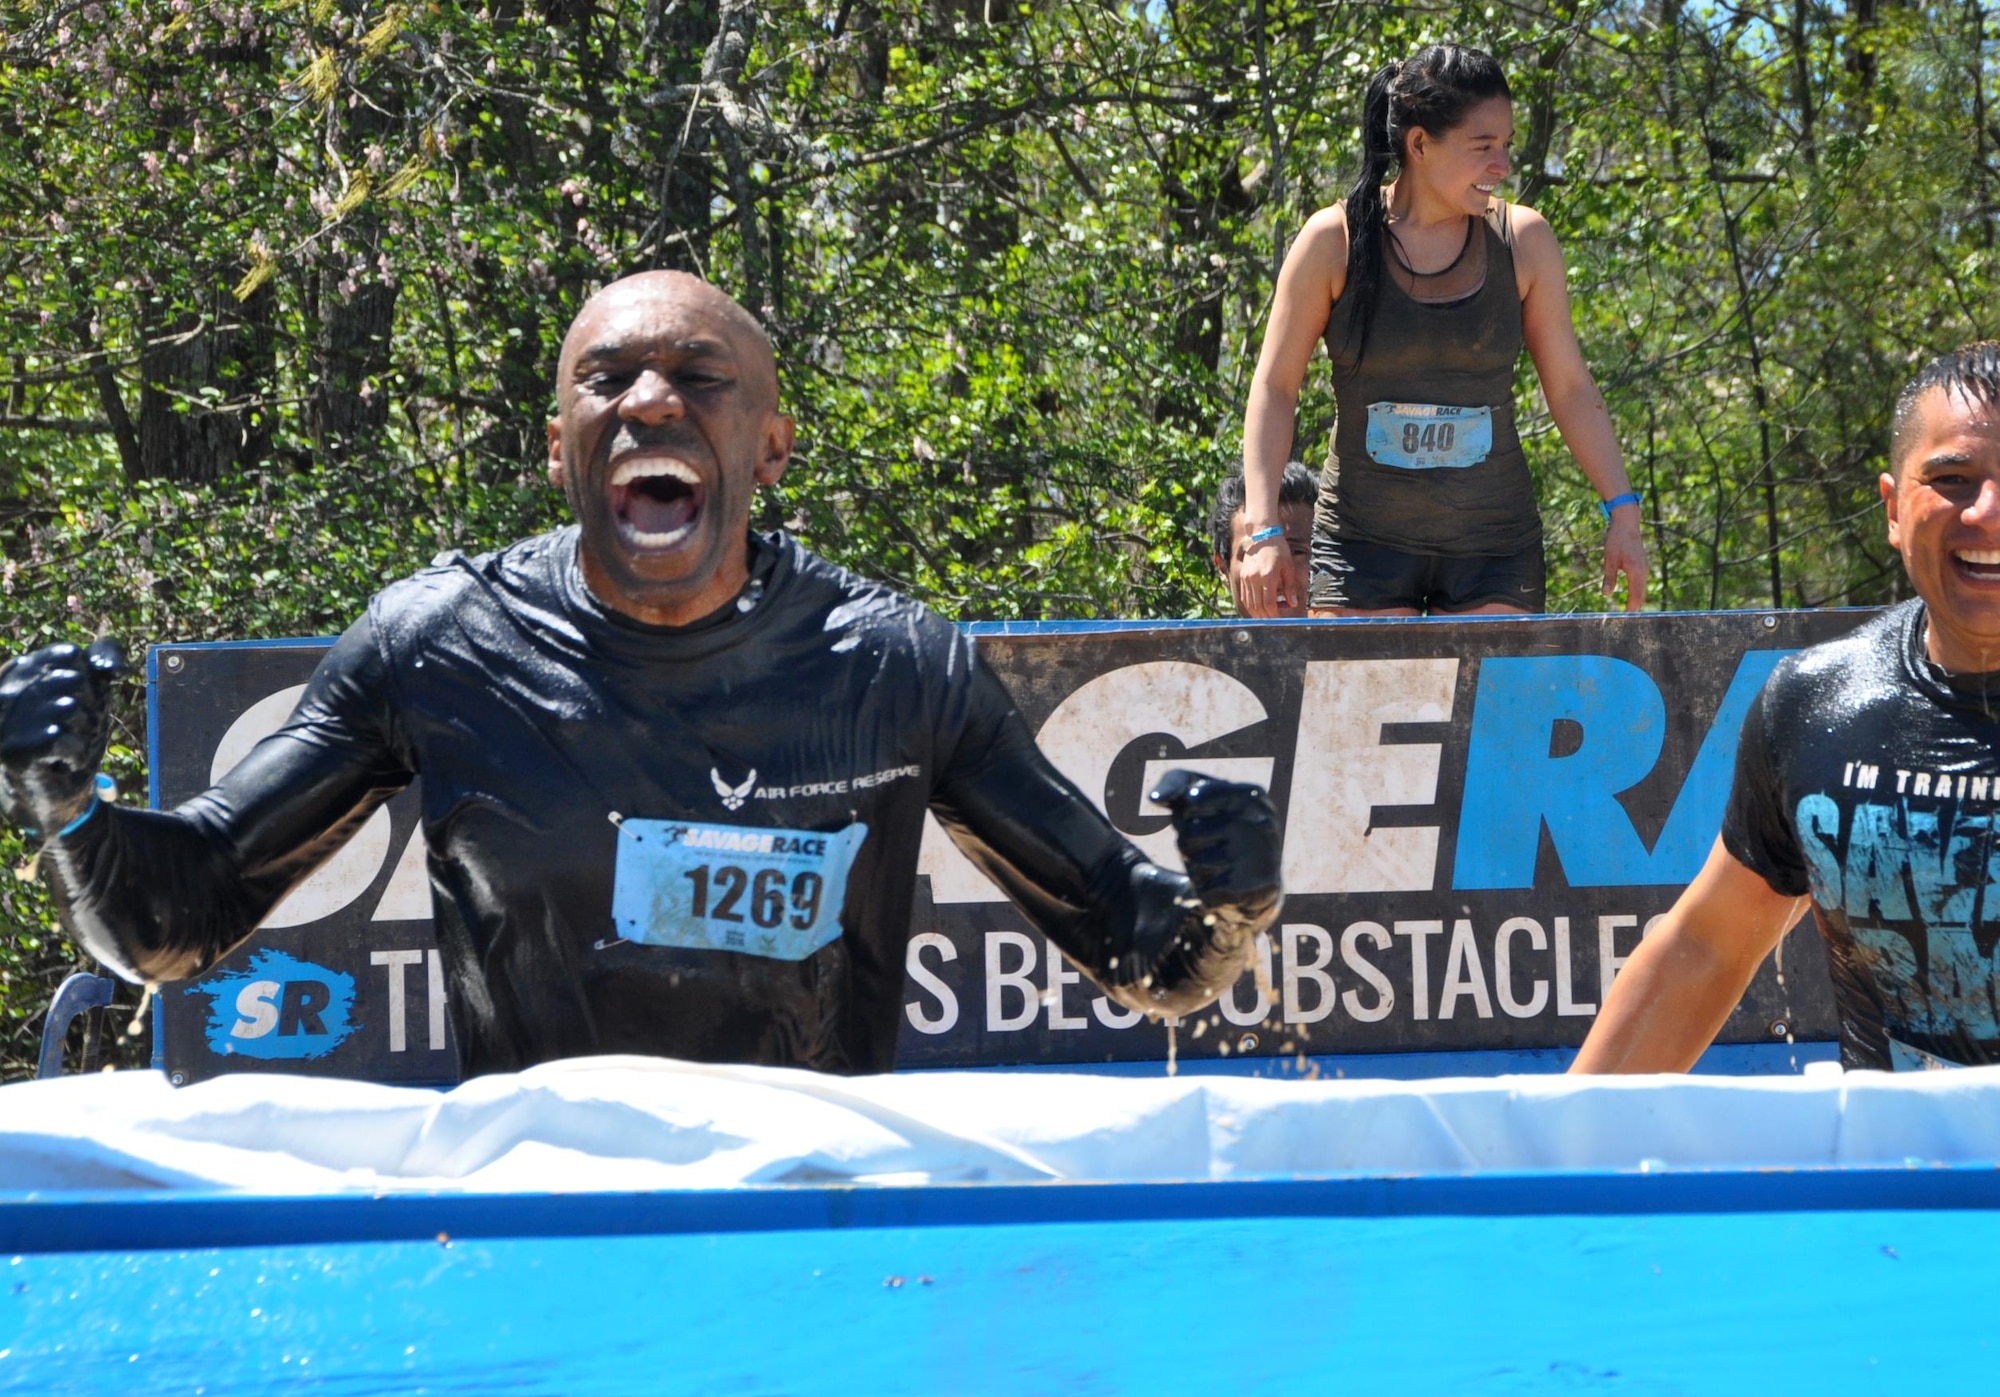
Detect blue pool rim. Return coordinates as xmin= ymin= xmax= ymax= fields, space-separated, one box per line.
xmin=6 ymin=1162 xmax=1999 ymax=1255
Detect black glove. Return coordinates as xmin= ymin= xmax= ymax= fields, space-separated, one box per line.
xmin=0 ymin=639 xmax=126 ymax=838
xmin=1148 ymin=768 xmax=1283 ymax=935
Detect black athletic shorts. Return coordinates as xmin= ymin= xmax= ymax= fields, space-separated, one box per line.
xmin=1309 ymin=532 xmax=1545 ymax=613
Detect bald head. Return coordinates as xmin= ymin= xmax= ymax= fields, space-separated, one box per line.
xmin=557 ymin=272 xmax=778 ymax=411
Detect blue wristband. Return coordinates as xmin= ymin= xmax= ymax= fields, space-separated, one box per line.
xmin=1245 ymin=524 xmax=1286 ymax=547
xmin=1600 ymin=491 xmax=1642 ymax=520
xmin=54 ymin=796 xmax=99 ymax=839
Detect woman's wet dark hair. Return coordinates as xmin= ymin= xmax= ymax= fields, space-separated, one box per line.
xmin=1341 ymin=44 xmax=1512 ymax=368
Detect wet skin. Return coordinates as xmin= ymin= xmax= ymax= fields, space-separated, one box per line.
xmin=0 ymin=270 xmax=1288 ymax=1072
xmin=547 ymin=272 xmax=795 ymax=627
xmin=1882 ymin=385 xmax=2000 ymax=672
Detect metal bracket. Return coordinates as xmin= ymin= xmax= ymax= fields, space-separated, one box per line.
xmin=37 ymin=972 xmax=116 ymax=1080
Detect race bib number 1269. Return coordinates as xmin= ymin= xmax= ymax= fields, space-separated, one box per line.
xmin=609 ymin=820 xmax=867 ymax=960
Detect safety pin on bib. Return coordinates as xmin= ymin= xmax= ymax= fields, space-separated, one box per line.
xmin=594 ymin=813 xmax=646 ymax=949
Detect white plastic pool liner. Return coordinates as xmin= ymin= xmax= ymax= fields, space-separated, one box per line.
xmin=0 ymin=1057 xmax=1992 ymax=1193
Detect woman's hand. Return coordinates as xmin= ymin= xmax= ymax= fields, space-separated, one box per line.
xmin=1603 ymin=509 xmax=1649 ymax=612
xmin=1232 ymin=535 xmax=1299 ymax=617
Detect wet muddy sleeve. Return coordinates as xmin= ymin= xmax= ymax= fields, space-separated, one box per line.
xmin=1719 ymin=680 xmax=1810 ymax=898
xmin=46 ymin=615 xmax=415 ymax=984
xmin=926 ymin=661 xmax=1254 ymax=1018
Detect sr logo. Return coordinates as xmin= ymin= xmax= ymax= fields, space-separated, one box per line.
xmin=187 ymin=948 xmax=358 ymax=1061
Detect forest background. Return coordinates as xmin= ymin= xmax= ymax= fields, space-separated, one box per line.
xmin=0 ymin=0 xmax=1994 ymax=1073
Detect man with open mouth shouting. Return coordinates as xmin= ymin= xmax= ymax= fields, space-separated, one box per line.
xmin=1575 ymin=342 xmax=2000 ymax=1074
xmin=0 ymin=272 xmax=1282 ymax=1077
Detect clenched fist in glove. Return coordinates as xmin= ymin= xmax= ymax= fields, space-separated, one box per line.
xmin=1077 ymin=768 xmax=1284 ymax=1018
xmin=0 ymin=639 xmax=125 ymax=840
xmin=1149 ymin=768 xmax=1284 ymax=943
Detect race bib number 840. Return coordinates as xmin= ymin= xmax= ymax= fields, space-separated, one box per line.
xmin=610 ymin=820 xmax=867 ymax=960
xmin=1364 ymin=402 xmax=1494 ymax=470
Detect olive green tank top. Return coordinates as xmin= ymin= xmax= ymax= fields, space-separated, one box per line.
xmin=1314 ymin=202 xmax=1541 ymax=557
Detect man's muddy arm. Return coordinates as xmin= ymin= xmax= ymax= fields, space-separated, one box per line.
xmin=9 ymin=621 xmax=412 ymax=984
xmin=929 ymin=671 xmax=1282 ymax=1018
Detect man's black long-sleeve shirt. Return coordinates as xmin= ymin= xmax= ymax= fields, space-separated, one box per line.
xmin=53 ymin=528 xmax=1257 ymax=1075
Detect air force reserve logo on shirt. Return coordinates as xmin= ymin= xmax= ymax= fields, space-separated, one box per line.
xmin=711 ymin=763 xmax=921 ymax=813
xmin=711 ymin=766 xmax=757 ymax=811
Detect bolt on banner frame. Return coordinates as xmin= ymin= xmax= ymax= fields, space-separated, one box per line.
xmin=148 ymin=610 xmax=1866 ymax=1087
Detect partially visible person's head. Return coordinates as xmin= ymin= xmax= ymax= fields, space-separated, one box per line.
xmin=548 ymin=272 xmax=794 ymax=627
xmin=1879 ymin=341 xmax=2000 ymax=670
xmin=1211 ymin=464 xmax=1318 ymax=618
xmin=1890 ymin=343 xmax=2000 ymax=477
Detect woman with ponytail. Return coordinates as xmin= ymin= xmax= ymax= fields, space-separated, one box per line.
xmin=1236 ymin=44 xmax=1647 ymax=617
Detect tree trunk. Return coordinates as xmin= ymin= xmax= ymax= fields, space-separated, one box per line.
xmin=134 ymin=280 xmax=275 ymax=484
xmin=646 ymin=0 xmax=720 ymax=275
xmin=1156 ymin=153 xmax=1250 ymax=429
xmin=310 ymin=229 xmax=398 ymax=463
